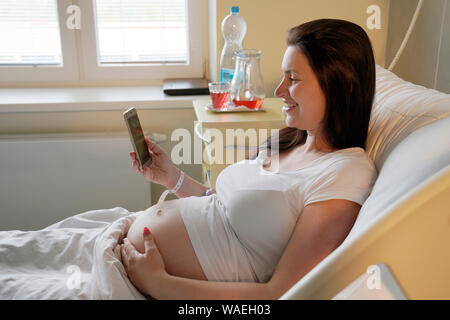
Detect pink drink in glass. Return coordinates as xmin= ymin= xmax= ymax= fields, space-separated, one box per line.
xmin=210 ymin=92 xmax=230 ymax=109
xmin=232 ymin=98 xmax=264 ymax=109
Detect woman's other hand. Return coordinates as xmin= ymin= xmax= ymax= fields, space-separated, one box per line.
xmin=120 ymin=227 xmax=167 ymax=297
xmin=129 ymin=137 xmax=180 ymax=189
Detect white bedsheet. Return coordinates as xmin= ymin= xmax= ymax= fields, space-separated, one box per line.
xmin=0 ymin=207 xmax=146 ymax=299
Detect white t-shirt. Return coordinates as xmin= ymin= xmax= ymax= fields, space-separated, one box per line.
xmin=179 ymin=147 xmax=377 ymax=283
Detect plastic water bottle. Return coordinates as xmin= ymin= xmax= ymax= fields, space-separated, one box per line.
xmin=220 ymin=6 xmax=247 ymax=83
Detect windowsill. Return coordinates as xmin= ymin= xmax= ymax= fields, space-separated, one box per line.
xmin=0 ymin=86 xmax=209 ymax=113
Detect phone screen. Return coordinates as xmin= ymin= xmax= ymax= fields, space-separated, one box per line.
xmin=124 ymin=108 xmax=152 ymax=169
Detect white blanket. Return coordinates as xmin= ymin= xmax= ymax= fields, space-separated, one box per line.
xmin=0 ymin=207 xmax=147 ymax=299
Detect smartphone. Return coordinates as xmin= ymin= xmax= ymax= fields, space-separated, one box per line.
xmin=123 ymin=107 xmax=152 ymax=170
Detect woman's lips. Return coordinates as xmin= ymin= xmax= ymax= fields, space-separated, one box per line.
xmin=282 ymin=104 xmax=298 ymax=113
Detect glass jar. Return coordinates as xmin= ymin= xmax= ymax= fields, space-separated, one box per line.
xmin=230 ymin=49 xmax=265 ymax=109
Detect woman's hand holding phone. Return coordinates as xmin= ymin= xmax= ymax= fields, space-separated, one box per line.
xmin=130 ymin=137 xmax=180 ymax=190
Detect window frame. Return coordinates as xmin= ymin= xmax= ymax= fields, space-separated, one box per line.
xmin=0 ymin=0 xmax=79 ymax=83
xmin=78 ymin=0 xmax=204 ymax=81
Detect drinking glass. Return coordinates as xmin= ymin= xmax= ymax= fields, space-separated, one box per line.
xmin=208 ymin=82 xmax=231 ymax=109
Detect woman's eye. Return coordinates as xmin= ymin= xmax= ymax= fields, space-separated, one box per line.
xmin=289 ymin=77 xmax=298 ymax=83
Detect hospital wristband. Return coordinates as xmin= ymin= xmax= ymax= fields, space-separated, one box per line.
xmin=169 ymin=170 xmax=184 ymax=194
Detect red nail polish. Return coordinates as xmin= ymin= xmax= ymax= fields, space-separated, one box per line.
xmin=143 ymin=227 xmax=150 ymax=235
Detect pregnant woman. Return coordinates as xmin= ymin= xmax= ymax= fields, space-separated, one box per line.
xmin=120 ymin=18 xmax=378 ymax=300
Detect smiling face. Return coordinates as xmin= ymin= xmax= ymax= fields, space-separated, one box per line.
xmin=274 ymin=45 xmax=327 ymax=135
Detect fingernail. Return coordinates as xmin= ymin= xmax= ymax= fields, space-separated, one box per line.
xmin=143 ymin=227 xmax=150 ymax=235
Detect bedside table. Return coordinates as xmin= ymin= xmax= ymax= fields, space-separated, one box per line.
xmin=193 ymin=98 xmax=286 ymax=188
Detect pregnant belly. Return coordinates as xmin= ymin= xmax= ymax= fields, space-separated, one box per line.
xmin=125 ymin=199 xmax=207 ymax=281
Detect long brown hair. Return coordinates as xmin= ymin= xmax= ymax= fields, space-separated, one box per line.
xmin=252 ymin=19 xmax=375 ymax=158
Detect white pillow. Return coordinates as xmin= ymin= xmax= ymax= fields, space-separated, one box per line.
xmin=349 ymin=116 xmax=450 ymax=239
xmin=347 ymin=65 xmax=450 ymax=239
xmin=366 ymin=65 xmax=450 ymax=170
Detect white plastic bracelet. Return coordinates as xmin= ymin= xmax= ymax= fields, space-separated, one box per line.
xmin=155 ymin=170 xmax=185 ymax=212
xmin=170 ymin=170 xmax=184 ymax=194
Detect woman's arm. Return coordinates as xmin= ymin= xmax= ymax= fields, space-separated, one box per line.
xmin=130 ymin=137 xmax=215 ymax=199
xmin=166 ymin=167 xmax=215 ymax=198
xmin=267 ymin=199 xmax=361 ymax=297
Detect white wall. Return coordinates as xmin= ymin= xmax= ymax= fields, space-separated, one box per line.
xmin=385 ymin=0 xmax=450 ymax=93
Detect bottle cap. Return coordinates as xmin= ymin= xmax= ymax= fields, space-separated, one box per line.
xmin=231 ymin=6 xmax=239 ymax=13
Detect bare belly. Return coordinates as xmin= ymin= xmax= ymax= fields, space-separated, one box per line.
xmin=125 ymin=199 xmax=207 ymax=281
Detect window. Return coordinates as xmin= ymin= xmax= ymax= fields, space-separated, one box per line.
xmin=0 ymin=0 xmax=62 ymax=65
xmin=0 ymin=0 xmax=204 ymax=84
xmin=0 ymin=0 xmax=78 ymax=82
xmin=95 ymin=0 xmax=188 ymax=64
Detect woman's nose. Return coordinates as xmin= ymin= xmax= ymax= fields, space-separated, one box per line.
xmin=274 ymin=80 xmax=287 ymax=98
